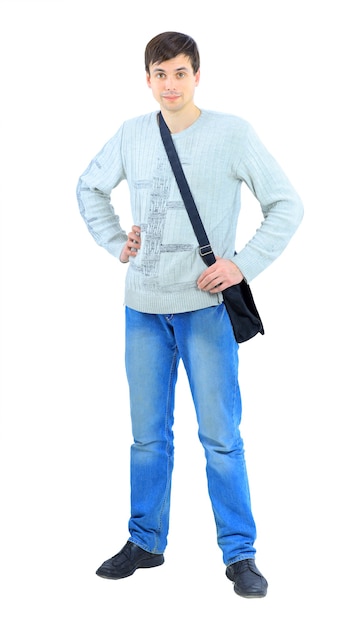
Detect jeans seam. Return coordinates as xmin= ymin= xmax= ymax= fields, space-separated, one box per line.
xmin=155 ymin=346 xmax=178 ymax=551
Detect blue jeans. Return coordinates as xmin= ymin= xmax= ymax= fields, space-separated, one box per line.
xmin=125 ymin=304 xmax=257 ymax=566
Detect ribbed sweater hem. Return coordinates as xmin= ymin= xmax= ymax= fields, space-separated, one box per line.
xmin=124 ymin=288 xmax=222 ymax=314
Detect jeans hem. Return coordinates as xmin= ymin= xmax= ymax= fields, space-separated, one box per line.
xmin=128 ymin=538 xmax=164 ymax=555
xmin=226 ymin=553 xmax=256 ymax=567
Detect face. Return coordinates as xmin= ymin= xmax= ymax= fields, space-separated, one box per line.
xmin=146 ymin=54 xmax=200 ymax=114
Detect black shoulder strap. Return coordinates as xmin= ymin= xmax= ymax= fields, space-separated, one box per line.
xmin=158 ymin=111 xmax=216 ymax=267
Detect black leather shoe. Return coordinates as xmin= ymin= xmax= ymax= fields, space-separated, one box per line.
xmin=226 ymin=559 xmax=268 ymax=598
xmin=96 ymin=541 xmax=164 ymax=579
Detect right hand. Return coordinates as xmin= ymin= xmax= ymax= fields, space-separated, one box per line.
xmin=120 ymin=226 xmax=141 ymax=263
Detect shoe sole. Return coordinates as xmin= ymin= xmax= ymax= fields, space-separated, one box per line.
xmin=233 ymin=587 xmax=267 ymax=598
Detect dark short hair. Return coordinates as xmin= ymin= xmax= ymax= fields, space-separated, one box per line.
xmin=145 ymin=31 xmax=200 ymax=74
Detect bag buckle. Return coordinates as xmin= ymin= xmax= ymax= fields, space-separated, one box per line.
xmin=199 ymin=244 xmax=213 ymax=257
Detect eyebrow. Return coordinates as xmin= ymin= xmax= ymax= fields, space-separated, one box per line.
xmin=152 ymin=66 xmax=189 ymax=73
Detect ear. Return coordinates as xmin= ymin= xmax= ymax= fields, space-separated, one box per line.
xmin=146 ymin=72 xmax=151 ymax=88
xmin=194 ymin=69 xmax=200 ymax=86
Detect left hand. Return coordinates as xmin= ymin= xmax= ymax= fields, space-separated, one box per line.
xmin=197 ymin=256 xmax=244 ymax=293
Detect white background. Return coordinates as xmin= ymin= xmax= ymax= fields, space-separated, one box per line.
xmin=1 ymin=0 xmax=359 ymax=623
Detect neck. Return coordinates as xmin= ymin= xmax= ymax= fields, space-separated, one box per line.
xmin=160 ymin=105 xmax=201 ymax=134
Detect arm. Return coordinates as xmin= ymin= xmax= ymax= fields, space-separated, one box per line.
xmin=232 ymin=124 xmax=304 ymax=282
xmin=198 ymin=125 xmax=303 ymax=292
xmin=76 ymin=126 xmax=128 ymax=259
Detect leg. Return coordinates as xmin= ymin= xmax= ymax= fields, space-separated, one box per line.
xmin=125 ymin=307 xmax=179 ymax=554
xmin=173 ymin=304 xmax=257 ymax=565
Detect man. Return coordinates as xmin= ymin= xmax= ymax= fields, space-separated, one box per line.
xmin=77 ymin=31 xmax=303 ymax=598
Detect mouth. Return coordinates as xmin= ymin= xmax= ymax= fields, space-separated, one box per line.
xmin=162 ymin=93 xmax=181 ymax=100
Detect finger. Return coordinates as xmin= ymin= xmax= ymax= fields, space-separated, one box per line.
xmin=200 ymin=269 xmax=221 ymax=289
xmin=209 ymin=283 xmax=223 ymax=293
xmin=197 ymin=267 xmax=216 ymax=286
xmin=129 ymin=231 xmax=140 ymax=242
xmin=128 ymin=229 xmax=141 ymax=249
xmin=199 ymin=277 xmax=222 ymax=292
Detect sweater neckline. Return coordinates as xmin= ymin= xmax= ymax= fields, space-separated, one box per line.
xmin=155 ymin=109 xmax=204 ymax=137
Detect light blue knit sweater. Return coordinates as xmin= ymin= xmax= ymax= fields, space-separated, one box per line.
xmin=77 ymin=110 xmax=303 ymax=314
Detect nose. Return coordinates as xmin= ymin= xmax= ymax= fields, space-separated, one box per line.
xmin=164 ymin=76 xmax=176 ymax=91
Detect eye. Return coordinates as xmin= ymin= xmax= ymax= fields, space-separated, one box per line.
xmin=155 ymin=72 xmax=166 ymax=79
xmin=177 ymin=72 xmax=186 ymax=79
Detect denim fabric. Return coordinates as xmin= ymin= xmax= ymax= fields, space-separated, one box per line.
xmin=125 ymin=304 xmax=257 ymax=565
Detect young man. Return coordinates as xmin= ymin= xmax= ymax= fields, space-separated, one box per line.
xmin=77 ymin=31 xmax=303 ymax=598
